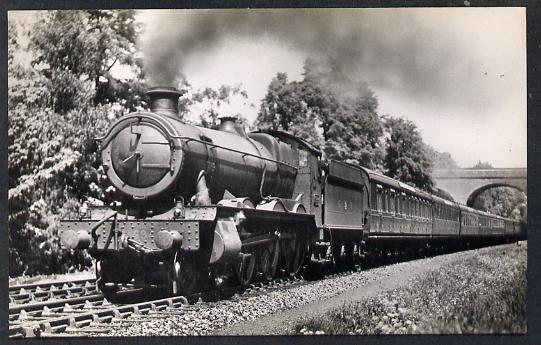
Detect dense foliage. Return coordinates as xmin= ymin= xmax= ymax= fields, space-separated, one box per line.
xmin=29 ymin=10 xmax=147 ymax=113
xmin=472 ymin=187 xmax=527 ymax=221
xmin=424 ymin=145 xmax=459 ymax=170
xmin=8 ymin=11 xmax=146 ymax=276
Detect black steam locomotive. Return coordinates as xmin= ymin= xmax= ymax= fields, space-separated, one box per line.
xmin=60 ymin=87 xmax=525 ymax=300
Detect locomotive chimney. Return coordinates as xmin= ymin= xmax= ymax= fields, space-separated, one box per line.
xmin=219 ymin=117 xmax=247 ymax=137
xmin=146 ymin=86 xmax=183 ymax=118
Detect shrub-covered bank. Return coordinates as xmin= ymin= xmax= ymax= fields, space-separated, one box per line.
xmin=294 ymin=242 xmax=527 ymax=335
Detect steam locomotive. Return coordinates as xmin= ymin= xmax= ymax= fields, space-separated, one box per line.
xmin=60 ymin=87 xmax=525 ymax=300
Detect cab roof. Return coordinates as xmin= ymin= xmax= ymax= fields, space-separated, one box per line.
xmin=252 ymin=128 xmax=322 ymax=156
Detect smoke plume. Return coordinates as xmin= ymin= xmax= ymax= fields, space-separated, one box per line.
xmin=137 ymin=9 xmax=511 ymax=110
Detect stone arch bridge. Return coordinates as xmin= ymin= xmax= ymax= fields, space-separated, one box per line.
xmin=432 ymin=168 xmax=527 ymax=206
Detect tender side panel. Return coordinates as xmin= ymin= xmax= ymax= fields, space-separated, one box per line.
xmin=323 ymin=161 xmax=367 ymax=228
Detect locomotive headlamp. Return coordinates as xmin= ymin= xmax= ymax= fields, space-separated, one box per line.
xmin=173 ymin=207 xmax=183 ymax=219
xmin=79 ymin=202 xmax=89 ymax=219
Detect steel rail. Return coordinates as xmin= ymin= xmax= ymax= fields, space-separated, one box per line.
xmin=9 ymin=295 xmax=189 ymax=338
xmin=10 ymin=285 xmax=98 ymax=304
xmin=9 ymin=278 xmax=95 ymax=294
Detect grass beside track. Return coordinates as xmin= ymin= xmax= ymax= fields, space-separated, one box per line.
xmin=293 ymin=242 xmax=527 ymax=335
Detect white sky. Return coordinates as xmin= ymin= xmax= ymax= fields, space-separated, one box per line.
xmin=9 ymin=8 xmax=527 ymax=168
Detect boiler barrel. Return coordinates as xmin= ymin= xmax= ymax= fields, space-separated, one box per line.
xmin=100 ymin=112 xmax=297 ymax=209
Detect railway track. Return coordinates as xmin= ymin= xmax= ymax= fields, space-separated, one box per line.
xmin=8 ymin=276 xmax=305 ymax=338
xmin=9 ymin=278 xmax=97 ymax=305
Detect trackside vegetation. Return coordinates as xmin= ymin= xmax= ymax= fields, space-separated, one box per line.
xmin=293 ymin=243 xmax=526 ymax=335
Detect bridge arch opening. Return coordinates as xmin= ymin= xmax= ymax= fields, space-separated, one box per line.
xmin=466 ymin=183 xmax=527 ymax=222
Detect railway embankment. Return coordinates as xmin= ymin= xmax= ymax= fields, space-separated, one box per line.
xmin=292 ymin=241 xmax=527 ymax=335
xmin=216 ymin=242 xmax=526 ymax=335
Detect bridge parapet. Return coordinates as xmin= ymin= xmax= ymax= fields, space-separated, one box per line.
xmin=433 ymin=168 xmax=527 ymax=179
xmin=432 ymin=168 xmax=526 ymax=206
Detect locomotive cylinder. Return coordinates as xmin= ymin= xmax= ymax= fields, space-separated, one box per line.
xmin=99 ymin=86 xmax=298 ymax=212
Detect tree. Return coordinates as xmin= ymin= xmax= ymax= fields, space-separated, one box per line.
xmin=424 ymin=144 xmax=460 ymax=169
xmin=256 ymin=58 xmax=384 ymax=169
xmin=191 ymin=85 xmax=250 ymax=128
xmin=472 ymin=187 xmax=527 ymax=221
xmin=256 ymin=73 xmax=324 ymax=147
xmin=383 ymin=117 xmax=434 ymax=191
xmin=175 ymin=78 xmax=252 ymax=128
xmin=8 ymin=11 xmax=144 ymax=276
xmin=471 ymin=160 xmax=494 ymax=169
xmin=29 ymin=10 xmax=146 ymax=113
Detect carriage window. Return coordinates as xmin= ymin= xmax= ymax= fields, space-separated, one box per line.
xmin=298 ymin=149 xmax=308 ymax=167
xmin=376 ymin=190 xmax=382 ymax=211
